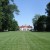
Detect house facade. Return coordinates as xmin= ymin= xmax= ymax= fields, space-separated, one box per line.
xmin=19 ymin=25 xmax=32 ymax=31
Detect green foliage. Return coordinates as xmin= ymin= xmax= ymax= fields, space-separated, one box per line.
xmin=8 ymin=19 xmax=19 ymax=31
xmin=0 ymin=0 xmax=19 ymax=31
xmin=32 ymin=14 xmax=40 ymax=25
xmin=32 ymin=15 xmax=41 ymax=31
xmin=46 ymin=2 xmax=50 ymax=16
xmin=32 ymin=15 xmax=46 ymax=31
xmin=37 ymin=15 xmax=46 ymax=31
xmin=46 ymin=2 xmax=50 ymax=31
xmin=32 ymin=2 xmax=50 ymax=32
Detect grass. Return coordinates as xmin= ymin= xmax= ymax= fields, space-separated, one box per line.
xmin=0 ymin=31 xmax=50 ymax=50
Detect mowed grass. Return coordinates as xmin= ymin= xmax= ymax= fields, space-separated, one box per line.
xmin=0 ymin=31 xmax=50 ymax=50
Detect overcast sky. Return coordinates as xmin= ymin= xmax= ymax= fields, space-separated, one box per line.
xmin=14 ymin=0 xmax=50 ymax=26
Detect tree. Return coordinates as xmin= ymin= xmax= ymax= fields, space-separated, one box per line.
xmin=32 ymin=14 xmax=41 ymax=31
xmin=8 ymin=19 xmax=19 ymax=31
xmin=0 ymin=0 xmax=19 ymax=31
xmin=32 ymin=15 xmax=46 ymax=31
xmin=37 ymin=15 xmax=46 ymax=31
xmin=46 ymin=2 xmax=50 ymax=31
xmin=46 ymin=2 xmax=50 ymax=16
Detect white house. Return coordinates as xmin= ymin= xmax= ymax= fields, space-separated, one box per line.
xmin=19 ymin=25 xmax=32 ymax=31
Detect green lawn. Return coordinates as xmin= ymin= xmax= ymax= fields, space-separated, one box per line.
xmin=0 ymin=31 xmax=50 ymax=50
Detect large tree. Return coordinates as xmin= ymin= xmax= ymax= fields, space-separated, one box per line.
xmin=46 ymin=2 xmax=50 ymax=31
xmin=32 ymin=15 xmax=46 ymax=31
xmin=32 ymin=14 xmax=40 ymax=31
xmin=8 ymin=19 xmax=19 ymax=31
xmin=37 ymin=15 xmax=46 ymax=31
xmin=46 ymin=2 xmax=50 ymax=16
xmin=0 ymin=0 xmax=19 ymax=31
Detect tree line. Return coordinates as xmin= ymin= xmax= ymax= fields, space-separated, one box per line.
xmin=0 ymin=0 xmax=19 ymax=31
xmin=32 ymin=2 xmax=50 ymax=32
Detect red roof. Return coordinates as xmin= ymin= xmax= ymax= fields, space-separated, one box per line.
xmin=19 ymin=25 xmax=32 ymax=28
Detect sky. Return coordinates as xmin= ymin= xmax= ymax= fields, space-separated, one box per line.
xmin=14 ymin=0 xmax=50 ymax=26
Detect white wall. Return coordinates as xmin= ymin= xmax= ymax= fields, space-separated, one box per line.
xmin=20 ymin=28 xmax=32 ymax=31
